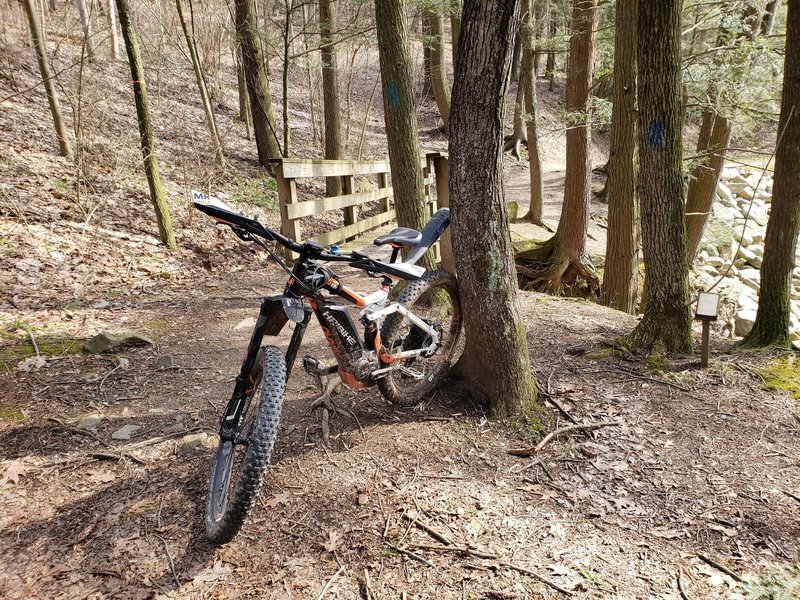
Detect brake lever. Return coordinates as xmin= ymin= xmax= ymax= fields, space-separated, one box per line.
xmin=232 ymin=226 xmax=254 ymax=242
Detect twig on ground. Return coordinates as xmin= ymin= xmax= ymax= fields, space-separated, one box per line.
xmin=401 ymin=511 xmax=455 ymax=546
xmin=696 ymin=553 xmax=744 ymax=583
xmin=677 ymin=567 xmax=691 ymax=600
xmin=316 ymin=564 xmax=346 ymax=600
xmin=408 ymin=542 xmax=497 ymax=560
xmin=390 ymin=545 xmax=434 ymax=567
xmin=783 ymin=489 xmax=800 ymax=504
xmin=588 ymin=368 xmax=691 ymax=391
xmin=155 ymin=534 xmax=180 ymax=587
xmin=99 ymin=364 xmax=121 ymax=393
xmin=508 ymin=421 xmax=621 ymax=456
xmin=499 ymin=561 xmax=574 ymax=596
xmin=27 ymin=329 xmax=40 ymax=357
xmin=546 ymin=395 xmax=579 ymax=424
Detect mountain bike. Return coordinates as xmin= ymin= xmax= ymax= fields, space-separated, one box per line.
xmin=194 ymin=198 xmax=462 ymax=544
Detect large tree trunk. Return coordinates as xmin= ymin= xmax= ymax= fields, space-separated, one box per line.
xmin=515 ymin=0 xmax=600 ymax=298
xmin=235 ymin=0 xmax=281 ymax=170
xmin=624 ymin=0 xmax=691 ymax=353
xmin=176 ymin=0 xmax=224 ymax=166
xmin=427 ymin=10 xmax=451 ymax=134
xmin=375 ymin=0 xmax=436 ymax=272
xmin=319 ymin=0 xmax=342 ymax=197
xmin=22 ymin=0 xmax=72 ymax=159
xmin=519 ymin=0 xmax=544 ymax=225
xmin=685 ymin=110 xmax=730 ymax=261
xmin=739 ymin=0 xmax=800 ymax=349
xmin=116 ymin=0 xmax=177 ymax=249
xmin=545 ymin=9 xmax=556 ymax=90
xmin=601 ymin=0 xmax=639 ymax=313
xmin=236 ymin=47 xmax=252 ymax=140
xmin=761 ymin=0 xmax=780 ymax=36
xmin=450 ymin=0 xmax=540 ymax=420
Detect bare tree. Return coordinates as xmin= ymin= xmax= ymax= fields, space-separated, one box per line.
xmin=176 ymin=0 xmax=225 ymax=166
xmin=22 ymin=0 xmax=72 ymax=159
xmin=76 ymin=0 xmax=96 ymax=60
xmin=116 ymin=0 xmax=177 ymax=249
xmin=320 ymin=0 xmax=342 ymax=195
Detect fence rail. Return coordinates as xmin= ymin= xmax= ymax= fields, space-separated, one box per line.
xmin=270 ymin=153 xmax=452 ymax=272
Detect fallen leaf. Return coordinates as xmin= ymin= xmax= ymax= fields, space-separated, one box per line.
xmin=88 ymin=469 xmax=116 ymax=483
xmin=264 ymin=490 xmax=292 ymax=507
xmin=323 ymin=529 xmax=342 ymax=552
xmin=0 ymin=460 xmax=28 ymax=486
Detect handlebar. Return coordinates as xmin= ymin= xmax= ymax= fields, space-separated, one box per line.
xmin=193 ymin=199 xmax=364 ymax=263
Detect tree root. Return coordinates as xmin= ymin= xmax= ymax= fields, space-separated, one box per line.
xmin=515 ymin=239 xmax=600 ymax=299
xmin=307 ymin=375 xmax=353 ymax=444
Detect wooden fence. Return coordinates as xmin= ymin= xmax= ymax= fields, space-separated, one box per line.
xmin=270 ymin=153 xmax=454 ymax=272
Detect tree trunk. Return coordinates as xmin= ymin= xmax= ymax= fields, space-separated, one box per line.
xmin=235 ymin=0 xmax=281 ymax=170
xmin=519 ymin=0 xmax=543 ymax=225
xmin=116 ymin=0 xmax=177 ymax=249
xmin=515 ymin=0 xmax=599 ymax=298
xmin=320 ymin=0 xmax=342 ymax=197
xmin=624 ymin=0 xmax=691 ymax=353
xmin=685 ymin=111 xmax=730 ymax=262
xmin=450 ymin=0 xmax=540 ymax=420
xmin=374 ymin=0 xmax=436 ymax=272
xmin=76 ymin=0 xmax=96 ymax=60
xmin=510 ymin=30 xmax=522 ymax=82
xmin=421 ymin=15 xmax=433 ymax=98
xmin=761 ymin=0 xmax=780 ymax=36
xmin=450 ymin=0 xmax=461 ymax=69
xmin=107 ymin=0 xmax=120 ymax=60
xmin=545 ymin=9 xmax=556 ymax=90
xmin=739 ymin=0 xmax=800 ymax=349
xmin=23 ymin=0 xmax=72 ymax=159
xmin=601 ymin=0 xmax=639 ymax=313
xmin=176 ymin=0 xmax=224 ymax=166
xmin=428 ymin=10 xmax=451 ymax=134
xmin=236 ymin=47 xmax=252 ymax=140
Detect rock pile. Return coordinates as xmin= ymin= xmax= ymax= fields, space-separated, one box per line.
xmin=693 ymin=166 xmax=800 ymax=343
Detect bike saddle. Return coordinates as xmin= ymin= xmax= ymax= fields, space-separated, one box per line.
xmin=374 ymin=227 xmax=422 ymax=248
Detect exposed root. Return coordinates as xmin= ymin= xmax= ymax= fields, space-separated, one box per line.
xmin=514 ymin=239 xmax=600 ymax=299
xmin=307 ymin=375 xmax=353 ymax=444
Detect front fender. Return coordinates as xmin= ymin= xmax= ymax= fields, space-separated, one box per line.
xmin=260 ymin=295 xmax=305 ymax=336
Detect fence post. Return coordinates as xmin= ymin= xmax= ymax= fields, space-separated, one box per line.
xmin=429 ymin=153 xmax=455 ymax=274
xmin=342 ymin=174 xmax=357 ymax=241
xmin=273 ymin=159 xmax=301 ymax=257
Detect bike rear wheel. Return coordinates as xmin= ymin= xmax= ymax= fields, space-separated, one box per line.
xmin=205 ymin=345 xmax=286 ymax=545
xmin=377 ymin=270 xmax=462 ymax=406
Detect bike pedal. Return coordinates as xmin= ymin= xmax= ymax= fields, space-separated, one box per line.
xmin=302 ymin=355 xmax=338 ymax=377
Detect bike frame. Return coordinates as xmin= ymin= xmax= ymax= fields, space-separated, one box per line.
xmin=218 ymin=247 xmax=439 ymax=441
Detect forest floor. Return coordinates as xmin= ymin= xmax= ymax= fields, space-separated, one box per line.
xmin=2 ymin=8 xmax=800 ymax=598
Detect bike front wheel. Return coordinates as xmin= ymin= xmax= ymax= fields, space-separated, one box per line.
xmin=205 ymin=345 xmax=286 ymax=545
xmin=377 ymin=270 xmax=463 ymax=406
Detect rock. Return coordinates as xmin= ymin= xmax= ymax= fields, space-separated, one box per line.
xmin=737 ymin=292 xmax=758 ymax=312
xmin=85 ymin=332 xmax=154 ymax=354
xmin=697 ymin=250 xmax=709 ymax=263
xmin=76 ymin=413 xmax=103 ymax=430
xmin=721 ymin=166 xmax=739 ymax=180
xmin=736 ymin=246 xmax=761 ymax=268
xmin=179 ymin=432 xmax=210 ymax=455
xmin=157 ymin=355 xmax=174 ymax=369
xmin=111 ymin=424 xmax=142 ymax=440
xmin=738 ymin=186 xmax=755 ymax=201
xmin=234 ymin=317 xmax=257 ymax=331
xmin=706 ymin=256 xmax=725 ymax=268
xmin=703 ymin=243 xmax=720 ymax=257
xmin=714 ymin=205 xmax=739 ymax=223
xmin=755 ymin=190 xmax=772 ymax=203
xmin=751 ymin=232 xmax=765 ymax=244
xmin=749 ymin=205 xmax=769 ymax=227
xmin=739 ymin=268 xmax=761 ymax=291
xmin=716 ymin=182 xmax=735 ymax=204
xmin=734 ymin=309 xmax=757 ymax=337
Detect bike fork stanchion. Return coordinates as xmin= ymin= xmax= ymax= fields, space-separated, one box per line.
xmin=284 ymin=308 xmax=312 ymax=379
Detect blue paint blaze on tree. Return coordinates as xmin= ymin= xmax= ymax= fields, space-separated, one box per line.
xmin=649 ymin=119 xmax=663 ymax=148
xmin=387 ymin=81 xmax=401 ymax=107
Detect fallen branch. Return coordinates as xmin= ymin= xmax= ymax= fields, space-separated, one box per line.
xmin=316 ymin=564 xmax=346 ymax=600
xmin=696 ymin=553 xmax=744 ymax=583
xmin=389 ymin=545 xmax=434 ymax=567
xmin=400 ymin=511 xmax=455 ymax=546
xmin=677 ymin=567 xmax=691 ymax=600
xmin=783 ymin=489 xmax=800 ymax=504
xmin=499 ymin=561 xmax=574 ymax=596
xmin=508 ymin=421 xmax=621 ymax=456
